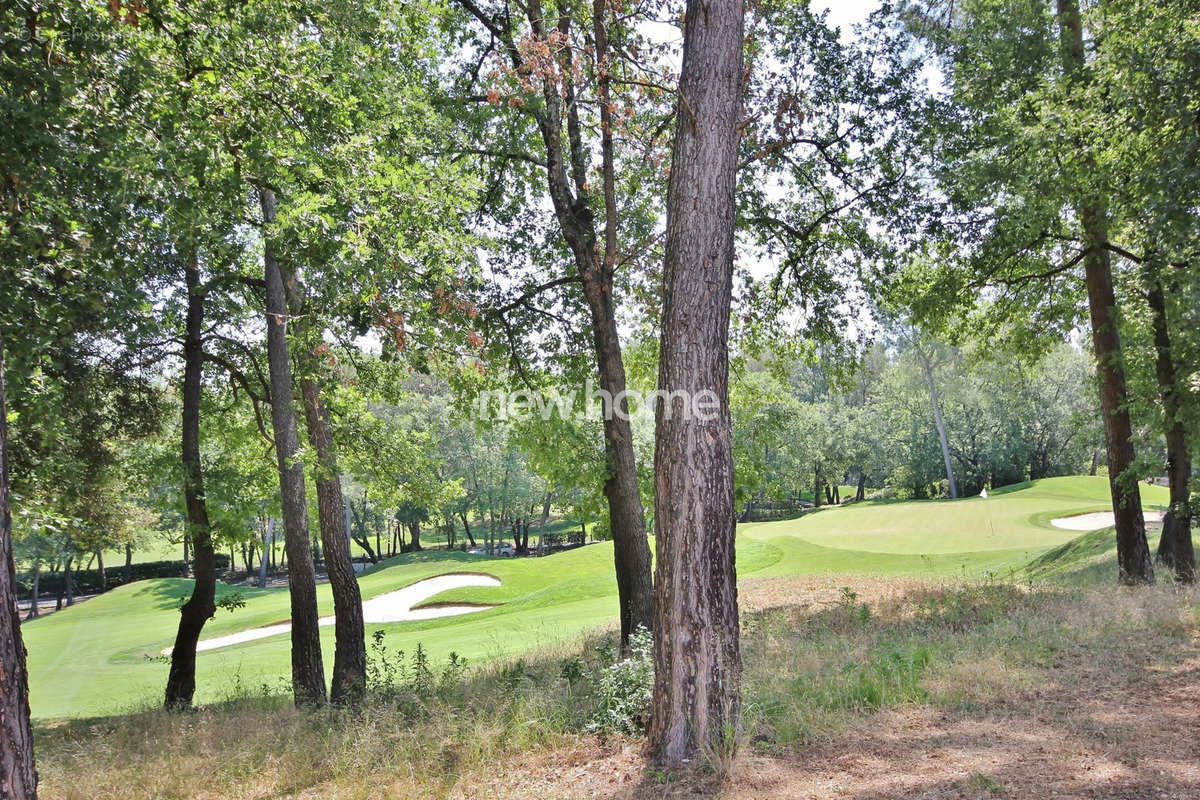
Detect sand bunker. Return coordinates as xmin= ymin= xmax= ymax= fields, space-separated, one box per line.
xmin=1050 ymin=509 xmax=1165 ymax=531
xmin=164 ymin=572 xmax=501 ymax=654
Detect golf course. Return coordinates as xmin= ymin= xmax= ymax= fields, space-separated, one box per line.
xmin=22 ymin=476 xmax=1166 ymax=720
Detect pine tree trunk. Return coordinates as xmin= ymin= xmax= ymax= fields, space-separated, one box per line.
xmin=1057 ymin=0 xmax=1152 ymax=584
xmin=649 ymin=0 xmax=743 ymax=764
xmin=261 ymin=187 xmax=327 ymax=706
xmin=0 ymin=333 xmax=39 ymax=798
xmin=1146 ymin=270 xmax=1195 ymax=583
xmin=165 ymin=253 xmax=218 ymax=709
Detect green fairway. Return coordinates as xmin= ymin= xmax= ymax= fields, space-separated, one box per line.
xmin=22 ymin=476 xmax=1168 ymax=720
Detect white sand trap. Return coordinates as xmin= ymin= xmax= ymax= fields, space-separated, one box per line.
xmin=1050 ymin=510 xmax=1165 ymax=531
xmin=164 ymin=572 xmax=501 ymax=654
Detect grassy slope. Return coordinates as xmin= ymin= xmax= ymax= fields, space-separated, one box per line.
xmin=24 ymin=476 xmax=1168 ymax=719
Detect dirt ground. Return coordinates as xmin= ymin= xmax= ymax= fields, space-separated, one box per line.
xmin=464 ymin=582 xmax=1200 ymax=800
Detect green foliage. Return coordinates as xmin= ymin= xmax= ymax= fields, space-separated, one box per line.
xmin=586 ymin=626 xmax=654 ymax=736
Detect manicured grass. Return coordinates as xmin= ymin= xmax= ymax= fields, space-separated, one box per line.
xmin=23 ymin=476 xmax=1167 ymax=719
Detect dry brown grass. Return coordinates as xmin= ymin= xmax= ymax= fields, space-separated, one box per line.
xmin=33 ymin=576 xmax=1200 ymax=800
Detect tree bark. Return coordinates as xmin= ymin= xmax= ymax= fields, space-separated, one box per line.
xmin=165 ymin=253 xmax=218 ymax=709
xmin=123 ymin=543 xmax=133 ymax=586
xmin=96 ymin=550 xmax=105 ymax=593
xmin=261 ymin=187 xmax=327 ymax=706
xmin=259 ymin=517 xmax=272 ymax=589
xmin=454 ymin=0 xmax=654 ymax=645
xmin=918 ymin=347 xmax=958 ymax=499
xmin=26 ymin=567 xmax=39 ymax=620
xmin=285 ymin=264 xmax=367 ymax=704
xmin=460 ymin=512 xmax=476 ymax=548
xmin=299 ymin=379 xmax=366 ymax=703
xmin=0 ymin=332 xmax=39 ymax=798
xmin=63 ymin=552 xmax=73 ymax=607
xmin=649 ymin=0 xmax=744 ymax=764
xmin=1146 ymin=270 xmax=1195 ymax=583
xmin=1057 ymin=0 xmax=1152 ymax=584
xmin=349 ymin=500 xmax=379 ymax=563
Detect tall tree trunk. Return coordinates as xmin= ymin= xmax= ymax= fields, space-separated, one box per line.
xmin=1146 ymin=270 xmax=1195 ymax=583
xmin=123 ymin=543 xmax=133 ymax=586
xmin=349 ymin=500 xmax=379 ymax=563
xmin=813 ymin=465 xmax=822 ymax=508
xmin=856 ymin=472 xmax=867 ymax=501
xmin=96 ymin=550 xmax=105 ymax=593
xmin=451 ymin=0 xmax=654 ymax=646
xmin=182 ymin=532 xmax=190 ymax=576
xmin=918 ymin=349 xmax=958 ymax=499
xmin=259 ymin=517 xmax=272 ymax=589
xmin=0 ymin=334 xmax=38 ymax=799
xmin=165 ymin=253 xmax=218 ymax=709
xmin=299 ymin=379 xmax=366 ymax=703
xmin=1057 ymin=0 xmax=1152 ymax=584
xmin=287 ymin=268 xmax=367 ymax=704
xmin=460 ymin=512 xmax=476 ymax=548
xmin=63 ymin=552 xmax=73 ymax=607
xmin=583 ymin=0 xmax=654 ymax=645
xmin=649 ymin=0 xmax=743 ymax=764
xmin=26 ymin=567 xmax=39 ymax=620
xmin=261 ymin=187 xmax=326 ymax=706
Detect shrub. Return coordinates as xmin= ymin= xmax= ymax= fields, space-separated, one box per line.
xmin=587 ymin=626 xmax=654 ymax=735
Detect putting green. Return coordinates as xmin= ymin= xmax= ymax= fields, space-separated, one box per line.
xmin=21 ymin=476 xmax=1168 ymax=719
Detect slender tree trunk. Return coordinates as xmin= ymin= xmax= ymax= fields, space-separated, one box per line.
xmin=287 ymin=268 xmax=367 ymax=704
xmin=581 ymin=0 xmax=654 ymax=644
xmin=165 ymin=253 xmax=218 ymax=709
xmin=123 ymin=543 xmax=132 ymax=585
xmin=453 ymin=0 xmax=654 ymax=645
xmin=813 ymin=465 xmax=822 ymax=508
xmin=1146 ymin=271 xmax=1195 ymax=583
xmin=182 ymin=532 xmax=190 ymax=576
xmin=919 ymin=350 xmax=958 ymax=499
xmin=63 ymin=553 xmax=73 ymax=607
xmin=27 ymin=567 xmax=39 ymax=620
xmin=460 ymin=512 xmax=476 ymax=548
xmin=0 ymin=332 xmax=38 ymax=799
xmin=96 ymin=550 xmax=105 ymax=593
xmin=856 ymin=472 xmax=867 ymax=501
xmin=1057 ymin=0 xmax=1152 ymax=584
xmin=259 ymin=518 xmax=272 ymax=589
xmin=261 ymin=187 xmax=326 ymax=706
xmin=649 ymin=0 xmax=744 ymax=764
xmin=350 ymin=501 xmax=379 ymax=564
xmin=299 ymin=379 xmax=366 ymax=703
xmin=54 ymin=559 xmax=63 ymax=612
